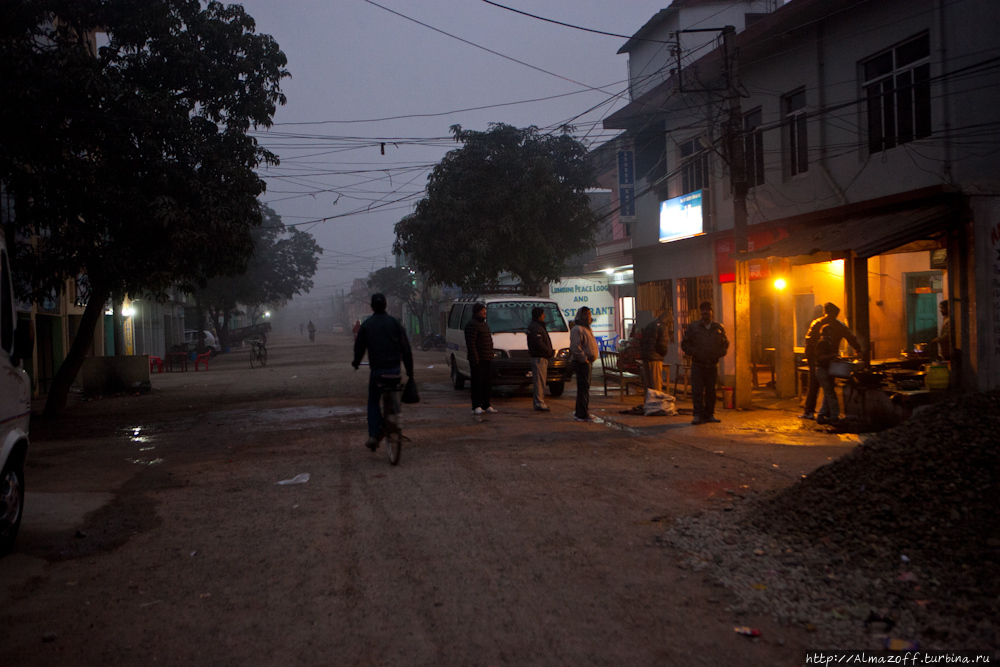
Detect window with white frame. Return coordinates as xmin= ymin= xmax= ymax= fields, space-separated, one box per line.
xmin=743 ymin=109 xmax=765 ymax=187
xmin=862 ymin=33 xmax=931 ymax=153
xmin=783 ymin=89 xmax=808 ymax=176
xmin=679 ymin=138 xmax=709 ymax=195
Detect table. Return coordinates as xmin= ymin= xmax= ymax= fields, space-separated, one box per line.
xmin=166 ymin=351 xmax=188 ymax=372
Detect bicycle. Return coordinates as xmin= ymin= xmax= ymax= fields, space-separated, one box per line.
xmin=248 ymin=336 xmax=267 ymax=368
xmin=375 ymin=376 xmax=406 ymax=465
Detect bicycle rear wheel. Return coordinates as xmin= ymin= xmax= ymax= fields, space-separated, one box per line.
xmin=258 ymin=347 xmax=268 ymax=367
xmin=385 ymin=430 xmax=402 ymax=465
xmin=381 ymin=390 xmax=402 ymax=465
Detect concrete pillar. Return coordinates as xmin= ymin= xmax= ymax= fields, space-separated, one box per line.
xmin=774 ymin=259 xmax=797 ymax=397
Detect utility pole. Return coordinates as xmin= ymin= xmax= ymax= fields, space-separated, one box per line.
xmin=722 ymin=26 xmax=753 ymax=409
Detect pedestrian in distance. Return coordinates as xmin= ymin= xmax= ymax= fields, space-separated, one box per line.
xmin=352 ymin=319 xmax=361 ymax=340
xmin=811 ymin=302 xmax=864 ymax=425
xmin=570 ymin=306 xmax=599 ymax=422
xmin=527 ymin=306 xmax=554 ymax=412
xmin=307 ymin=320 xmax=316 ymax=342
xmin=681 ymin=301 xmax=729 ymax=425
xmin=798 ymin=304 xmax=827 ymax=420
xmin=640 ymin=310 xmax=671 ymax=393
xmin=351 ymin=293 xmax=414 ymax=451
xmin=465 ymin=303 xmax=496 ymax=415
xmin=299 ymin=322 xmax=304 ymax=336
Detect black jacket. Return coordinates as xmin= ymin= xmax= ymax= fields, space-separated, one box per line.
xmin=353 ymin=312 xmax=414 ymax=375
xmin=640 ymin=319 xmax=669 ymax=362
xmin=681 ymin=320 xmax=729 ymax=367
xmin=527 ymin=319 xmax=554 ymax=359
xmin=465 ymin=316 xmax=493 ymax=364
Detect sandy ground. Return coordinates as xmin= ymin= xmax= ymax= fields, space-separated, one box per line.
xmin=0 ymin=332 xmax=857 ymax=666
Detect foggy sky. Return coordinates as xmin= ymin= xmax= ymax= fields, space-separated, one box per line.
xmin=236 ymin=1 xmax=672 ymax=313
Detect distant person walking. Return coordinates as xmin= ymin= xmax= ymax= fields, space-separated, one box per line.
xmin=352 ymin=319 xmax=361 ymax=340
xmin=465 ymin=303 xmax=496 ymax=415
xmin=799 ymin=304 xmax=827 ymax=420
xmin=299 ymin=322 xmax=304 ymax=336
xmin=351 ymin=293 xmax=414 ymax=450
xmin=307 ymin=320 xmax=316 ymax=342
xmin=570 ymin=307 xmax=599 ymax=422
xmin=681 ymin=302 xmax=729 ymax=425
xmin=527 ymin=306 xmax=554 ymax=412
xmin=640 ymin=310 xmax=671 ymax=393
xmin=811 ymin=302 xmax=864 ymax=425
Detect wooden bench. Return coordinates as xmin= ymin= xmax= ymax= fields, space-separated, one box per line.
xmin=599 ymin=349 xmax=642 ymax=397
xmin=194 ymin=351 xmax=211 ymax=371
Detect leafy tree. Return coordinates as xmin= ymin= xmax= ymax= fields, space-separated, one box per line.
xmin=366 ymin=265 xmax=433 ymax=333
xmin=393 ymin=124 xmax=598 ymax=290
xmin=199 ymin=206 xmax=322 ymax=346
xmin=0 ymin=0 xmax=288 ymax=415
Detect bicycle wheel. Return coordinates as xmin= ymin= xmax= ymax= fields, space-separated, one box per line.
xmin=381 ymin=390 xmax=402 ymax=465
xmin=385 ymin=429 xmax=402 ymax=465
xmin=258 ymin=346 xmax=267 ymax=367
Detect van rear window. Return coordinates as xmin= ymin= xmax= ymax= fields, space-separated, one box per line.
xmin=486 ymin=301 xmax=568 ymax=333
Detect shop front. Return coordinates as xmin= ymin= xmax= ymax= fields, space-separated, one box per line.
xmin=734 ymin=192 xmax=967 ymax=423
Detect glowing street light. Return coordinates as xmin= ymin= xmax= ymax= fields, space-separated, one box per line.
xmin=773 ymin=277 xmax=787 ymax=291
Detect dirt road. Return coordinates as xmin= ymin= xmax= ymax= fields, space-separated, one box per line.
xmin=1 ymin=333 xmax=855 ymax=666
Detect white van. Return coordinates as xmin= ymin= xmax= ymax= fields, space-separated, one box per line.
xmin=445 ymin=296 xmax=573 ymax=396
xmin=0 ymin=234 xmax=31 ymax=554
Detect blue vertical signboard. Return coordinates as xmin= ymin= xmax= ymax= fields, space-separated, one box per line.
xmin=617 ymin=150 xmax=636 ymax=224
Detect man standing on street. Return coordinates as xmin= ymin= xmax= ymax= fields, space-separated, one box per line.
xmin=465 ymin=303 xmax=496 ymax=415
xmin=811 ymin=302 xmax=864 ymax=425
xmin=799 ymin=304 xmax=827 ymax=420
xmin=352 ymin=293 xmax=414 ymax=451
xmin=570 ymin=306 xmax=599 ymax=422
xmin=681 ymin=301 xmax=729 ymax=425
xmin=640 ymin=310 xmax=671 ymax=393
xmin=527 ymin=306 xmax=554 ymax=412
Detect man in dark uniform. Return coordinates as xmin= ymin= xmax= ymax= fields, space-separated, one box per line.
xmin=465 ymin=303 xmax=496 ymax=415
xmin=352 ymin=293 xmax=414 ymax=450
xmin=681 ymin=302 xmax=730 ymax=425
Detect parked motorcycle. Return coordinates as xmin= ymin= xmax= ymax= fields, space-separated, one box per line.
xmin=420 ymin=333 xmax=447 ymax=352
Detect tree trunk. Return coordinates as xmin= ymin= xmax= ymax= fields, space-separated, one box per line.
xmin=43 ymin=283 xmax=111 ymax=417
xmin=113 ymin=293 xmax=124 ymax=356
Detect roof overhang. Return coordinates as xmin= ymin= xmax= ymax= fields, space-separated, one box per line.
xmin=734 ymin=195 xmax=963 ymax=263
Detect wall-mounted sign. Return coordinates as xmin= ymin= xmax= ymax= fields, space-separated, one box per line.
xmin=608 ymin=270 xmax=634 ymax=286
xmin=550 ymin=277 xmax=615 ymax=337
xmin=714 ymin=227 xmax=789 ymax=283
xmin=659 ymin=190 xmax=703 ymax=243
xmin=617 ymin=150 xmax=636 ymax=224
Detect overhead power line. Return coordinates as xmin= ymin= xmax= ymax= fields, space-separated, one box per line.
xmin=478 ymin=0 xmax=670 ymax=44
xmin=361 ymin=0 xmax=612 ymax=95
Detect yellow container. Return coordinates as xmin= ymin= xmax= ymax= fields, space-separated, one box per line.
xmin=925 ymin=363 xmax=950 ymax=390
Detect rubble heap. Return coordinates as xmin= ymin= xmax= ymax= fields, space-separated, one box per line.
xmin=661 ymin=390 xmax=999 ymax=650
xmin=753 ymin=390 xmax=999 ymax=602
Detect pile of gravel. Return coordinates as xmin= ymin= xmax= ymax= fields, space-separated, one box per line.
xmin=659 ymin=390 xmax=999 ymax=652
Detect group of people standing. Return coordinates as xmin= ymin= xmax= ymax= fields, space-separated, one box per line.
xmin=464 ymin=300 xmax=731 ymax=426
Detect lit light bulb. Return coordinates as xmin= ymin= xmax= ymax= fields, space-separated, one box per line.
xmin=773 ymin=278 xmax=787 ymax=291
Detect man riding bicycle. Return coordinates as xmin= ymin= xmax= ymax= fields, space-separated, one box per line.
xmin=351 ymin=293 xmax=414 ymax=451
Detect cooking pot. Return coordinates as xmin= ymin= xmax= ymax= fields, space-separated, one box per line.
xmin=828 ymin=359 xmax=860 ymax=378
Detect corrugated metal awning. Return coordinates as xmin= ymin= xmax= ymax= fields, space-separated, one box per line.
xmin=735 ymin=204 xmax=956 ymax=261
